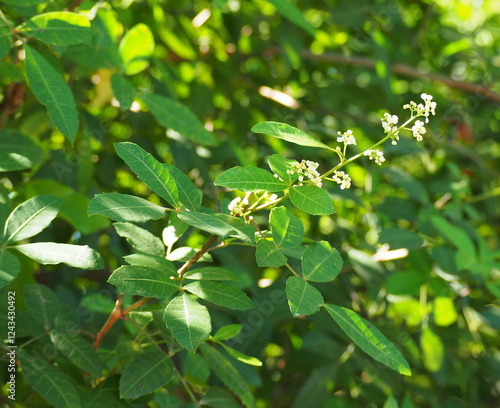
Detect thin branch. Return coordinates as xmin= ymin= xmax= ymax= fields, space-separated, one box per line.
xmin=177 ymin=234 xmax=219 ymax=278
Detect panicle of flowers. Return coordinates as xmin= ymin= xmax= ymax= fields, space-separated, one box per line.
xmin=288 ymin=160 xmax=322 ymax=187
xmin=381 ymin=113 xmax=400 ymax=145
xmin=364 ymin=149 xmax=385 ymax=165
xmin=228 ymin=196 xmax=249 ymax=216
xmin=411 ymin=120 xmax=426 ymax=141
xmin=403 ymin=93 xmax=437 ymax=123
xmin=331 ymin=170 xmax=351 ymax=190
xmin=337 ymin=129 xmax=357 ymax=145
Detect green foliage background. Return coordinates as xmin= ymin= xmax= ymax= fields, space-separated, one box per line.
xmin=0 ymin=0 xmax=499 ymax=407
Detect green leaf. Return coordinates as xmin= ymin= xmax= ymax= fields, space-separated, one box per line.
xmin=289 ymin=185 xmax=334 ymax=216
xmin=3 ymin=195 xmax=61 ymax=245
xmin=219 ymin=342 xmax=263 ymax=366
xmin=379 ymin=227 xmax=423 ymax=250
xmin=115 ymin=142 xmax=180 ymax=208
xmin=268 ymin=154 xmax=299 ymax=185
xmin=20 ymin=352 xmax=81 ymax=408
xmin=119 ymin=351 xmax=174 ymax=399
xmin=420 ymin=327 xmax=444 ymax=372
xmin=266 ymin=0 xmax=316 ymax=36
xmin=167 ymin=246 xmax=213 ymax=262
xmin=88 ymin=193 xmax=166 ymax=223
xmin=142 ymin=93 xmax=218 ymax=146
xmin=0 ymin=130 xmax=44 ymax=171
xmin=214 ymin=166 xmax=288 ymax=192
xmin=183 ymin=266 xmax=239 ymax=281
xmin=0 ymin=24 xmax=12 ymax=59
xmin=302 ymin=241 xmax=343 ymax=282
xmin=431 ymin=216 xmax=476 ymax=257
xmin=178 ymin=212 xmax=255 ymax=244
xmin=163 ymin=293 xmax=211 ymax=352
xmin=213 ymin=324 xmax=243 ymax=341
xmin=111 ymin=73 xmax=135 ymax=111
xmin=270 ymin=206 xmax=304 ymax=248
xmin=49 ymin=330 xmax=104 ymax=377
xmin=199 ymin=342 xmax=255 ymax=408
xmin=324 ymin=304 xmax=411 ymax=376
xmin=108 ymin=265 xmax=179 ymax=298
xmin=200 ymin=387 xmax=242 ymax=408
xmin=255 ymin=239 xmax=287 ymax=267
xmin=24 ymin=284 xmax=60 ymax=330
xmin=119 ymin=23 xmax=155 ymax=75
xmin=286 ymin=276 xmax=324 ymax=317
xmin=433 ymin=296 xmax=458 ymax=327
xmin=183 ymin=280 xmax=254 ymax=310
xmin=123 ymin=253 xmax=177 ymax=276
xmin=17 ymin=12 xmax=92 ymax=45
xmin=114 ymin=222 xmax=165 ymax=257
xmin=24 ymin=45 xmax=78 ymax=143
xmin=252 ymin=121 xmax=330 ymax=149
xmin=14 ymin=243 xmax=104 ymax=269
xmin=0 ymin=249 xmax=20 ymax=289
xmin=164 ymin=164 xmax=202 ymax=211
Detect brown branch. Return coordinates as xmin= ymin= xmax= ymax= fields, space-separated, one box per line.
xmin=177 ymin=234 xmax=219 ymax=278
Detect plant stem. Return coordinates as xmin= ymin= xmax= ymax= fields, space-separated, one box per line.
xmin=177 ymin=234 xmax=219 ymax=278
xmin=175 ymin=367 xmax=201 ymax=406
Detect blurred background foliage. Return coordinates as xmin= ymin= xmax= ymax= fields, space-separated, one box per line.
xmin=1 ymin=0 xmax=499 ymax=407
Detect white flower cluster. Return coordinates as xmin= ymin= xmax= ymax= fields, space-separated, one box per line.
xmin=403 ymin=93 xmax=437 ymax=123
xmin=411 ymin=120 xmax=426 ymax=141
xmin=331 ymin=170 xmax=351 ymax=189
xmin=228 ymin=196 xmax=249 ymax=216
xmin=381 ymin=113 xmax=400 ymax=145
xmin=364 ymin=149 xmax=385 ymax=165
xmin=288 ymin=160 xmax=322 ymax=187
xmin=337 ymin=129 xmax=357 ymax=145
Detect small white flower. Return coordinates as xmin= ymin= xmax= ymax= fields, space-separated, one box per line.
xmin=331 ymin=170 xmax=351 ymax=190
xmin=381 ymin=113 xmax=400 ymax=142
xmin=336 ymin=129 xmax=357 ymax=145
xmin=364 ymin=149 xmax=385 ymax=165
xmin=292 ymin=159 xmax=322 ymax=187
xmin=228 ymin=197 xmax=244 ymax=216
xmin=404 ymin=94 xmax=437 ymax=123
xmin=411 ymin=120 xmax=426 ymax=141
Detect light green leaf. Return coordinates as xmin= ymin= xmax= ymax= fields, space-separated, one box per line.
xmin=0 ymin=24 xmax=12 ymax=59
xmin=119 ymin=351 xmax=174 ymax=399
xmin=20 ymin=352 xmax=81 ymax=408
xmin=3 ymin=195 xmax=61 ymax=245
xmin=24 ymin=45 xmax=78 ymax=143
xmin=166 ymin=246 xmax=213 ymax=262
xmin=163 ymin=293 xmax=211 ymax=352
xmin=0 ymin=130 xmax=44 ymax=171
xmin=289 ymin=185 xmax=334 ymax=216
xmin=219 ymin=342 xmax=263 ymax=366
xmin=268 ymin=154 xmax=299 ymax=185
xmin=114 ymin=222 xmax=165 ymax=257
xmin=255 ymin=239 xmax=287 ymax=267
xmin=164 ymin=164 xmax=202 ymax=211
xmin=214 ymin=166 xmax=288 ymax=192
xmin=184 ymin=280 xmax=254 ymax=310
xmin=115 ymin=142 xmax=180 ymax=208
xmin=0 ymin=249 xmax=20 ymax=289
xmin=383 ymin=395 xmax=399 ymax=408
xmin=324 ymin=304 xmax=411 ymax=376
xmin=123 ymin=253 xmax=177 ymax=277
xmin=266 ymin=0 xmax=316 ymax=36
xmin=433 ymin=296 xmax=458 ymax=327
xmin=49 ymin=330 xmax=104 ymax=377
xmin=252 ymin=121 xmax=330 ymax=149
xmin=199 ymin=342 xmax=255 ymax=408
xmin=88 ymin=193 xmax=166 ymax=223
xmin=142 ymin=93 xmax=218 ymax=146
xmin=17 ymin=12 xmax=92 ymax=45
xmin=178 ymin=211 xmax=255 ymax=244
xmin=108 ymin=265 xmax=179 ymax=298
xmin=286 ymin=276 xmax=323 ymax=317
xmin=14 ymin=243 xmax=104 ymax=270
xmin=302 ymin=241 xmax=343 ymax=282
xmin=24 ymin=284 xmax=60 ymax=330
xmin=119 ymin=23 xmax=155 ymax=75
xmin=111 ymin=73 xmax=135 ymax=111
xmin=270 ymin=206 xmax=304 ymax=248
xmin=213 ymin=324 xmax=243 ymax=341
xmin=183 ymin=266 xmax=239 ymax=281
xmin=420 ymin=327 xmax=444 ymax=372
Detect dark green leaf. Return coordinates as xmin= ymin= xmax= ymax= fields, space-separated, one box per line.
xmin=252 ymin=121 xmax=330 ymax=149
xmin=184 ymin=280 xmax=254 ymax=310
xmin=302 ymin=241 xmax=343 ymax=282
xmin=123 ymin=253 xmax=177 ymax=276
xmin=214 ymin=166 xmax=288 ymax=192
xmin=289 ymin=185 xmax=334 ymax=215
xmin=200 ymin=387 xmax=242 ymax=408
xmin=24 ymin=284 xmax=60 ymax=330
xmin=114 ymin=222 xmax=165 ymax=256
xmin=0 ymin=249 xmax=20 ymax=289
xmin=255 ymin=239 xmax=287 ymax=267
xmin=270 ymin=206 xmax=304 ymax=248
xmin=379 ymin=227 xmax=423 ymax=250
xmin=0 ymin=130 xmax=44 ymax=171
xmin=267 ymin=0 xmax=316 ymax=36
xmin=111 ymin=73 xmax=135 ymax=110
xmin=286 ymin=276 xmax=324 ymax=317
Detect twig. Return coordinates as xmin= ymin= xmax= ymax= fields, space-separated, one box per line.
xmin=177 ymin=234 xmax=219 ymax=278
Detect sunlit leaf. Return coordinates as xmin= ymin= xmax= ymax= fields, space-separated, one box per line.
xmin=213 ymin=324 xmax=243 ymax=341
xmin=302 ymin=241 xmax=342 ymax=282
xmin=286 ymin=276 xmax=323 ymax=317
xmin=215 ymin=166 xmax=288 ymax=192
xmin=433 ymin=296 xmax=458 ymax=326
xmin=268 ymin=154 xmax=299 ymax=185
xmin=270 ymin=206 xmax=304 ymax=248
xmin=219 ymin=342 xmax=263 ymax=366
xmin=123 ymin=253 xmax=177 ymax=276
xmin=252 ymin=121 xmax=330 ymax=149
xmin=183 ymin=266 xmax=239 ymax=281
xmin=164 ymin=164 xmax=202 ymax=211
xmin=0 ymin=249 xmax=20 ymax=289
xmin=119 ymin=23 xmax=154 ymax=75
xmin=184 ymin=280 xmax=254 ymax=310
xmin=420 ymin=327 xmax=444 ymax=372
xmin=255 ymin=239 xmax=287 ymax=267
xmin=289 ymin=185 xmax=334 ymax=216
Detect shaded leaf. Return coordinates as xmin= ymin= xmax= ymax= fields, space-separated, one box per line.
xmin=267 ymin=0 xmax=316 ymax=36
xmin=163 ymin=293 xmax=211 ymax=352
xmin=164 ymin=164 xmax=202 ymax=211
xmin=286 ymin=276 xmax=323 ymax=317
xmin=255 ymin=239 xmax=287 ymax=267
xmin=24 ymin=45 xmax=78 ymax=143
xmin=111 ymin=73 xmax=135 ymax=110
xmin=123 ymin=253 xmax=176 ymax=276
xmin=268 ymin=154 xmax=299 ymax=185
xmin=0 ymin=249 xmax=20 ymax=289
xmin=88 ymin=193 xmax=166 ymax=223
xmin=252 ymin=121 xmax=330 ymax=149
xmin=215 ymin=166 xmax=288 ymax=192
xmin=24 ymin=284 xmax=60 ymax=330
xmin=270 ymin=206 xmax=304 ymax=248
xmin=0 ymin=130 xmax=44 ymax=172
xmin=183 ymin=280 xmax=254 ymax=310
xmin=119 ymin=23 xmax=155 ymax=75
xmin=200 ymin=387 xmax=242 ymax=408
xmin=302 ymin=241 xmax=343 ymax=282
xmin=114 ymin=222 xmax=165 ymax=257
xmin=108 ymin=265 xmax=179 ymax=298
xmin=289 ymin=185 xmax=334 ymax=215
xmin=3 ymin=195 xmax=61 ymax=245
xmin=324 ymin=304 xmax=411 ymax=376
